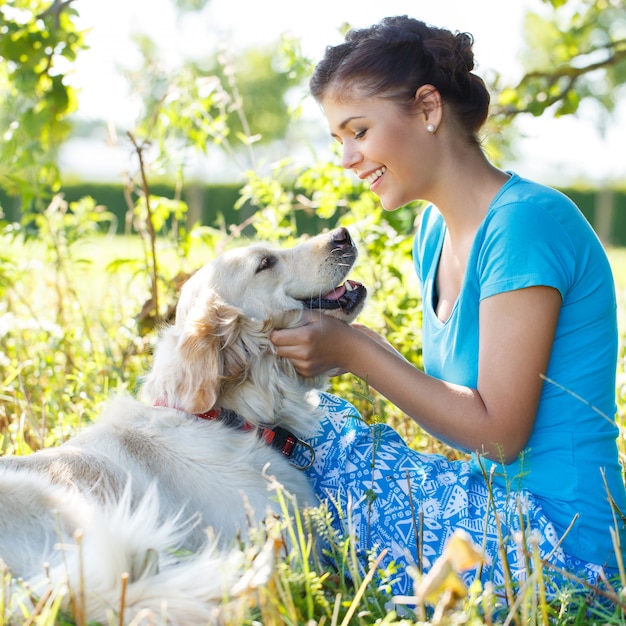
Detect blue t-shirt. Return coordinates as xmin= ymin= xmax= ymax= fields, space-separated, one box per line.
xmin=412 ymin=172 xmax=626 ymax=567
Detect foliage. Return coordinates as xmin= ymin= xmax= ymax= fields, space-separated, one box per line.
xmin=202 ymin=42 xmax=309 ymax=145
xmin=123 ymin=35 xmax=307 ymax=164
xmin=0 ymin=0 xmax=85 ymax=206
xmin=494 ymin=0 xmax=626 ymax=120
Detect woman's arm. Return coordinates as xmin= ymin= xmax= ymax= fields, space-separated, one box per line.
xmin=272 ymin=285 xmax=561 ymax=463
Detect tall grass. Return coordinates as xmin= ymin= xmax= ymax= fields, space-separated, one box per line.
xmin=1 ymin=229 xmax=625 ymax=625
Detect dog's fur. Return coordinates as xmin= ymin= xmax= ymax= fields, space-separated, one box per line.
xmin=0 ymin=228 xmax=366 ymax=625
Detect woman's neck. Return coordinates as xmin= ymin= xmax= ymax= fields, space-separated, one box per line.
xmin=432 ymin=157 xmax=509 ymax=241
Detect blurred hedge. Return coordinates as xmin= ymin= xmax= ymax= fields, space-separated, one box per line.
xmin=1 ymin=181 xmax=625 ymax=245
xmin=0 ymin=182 xmax=328 ymax=237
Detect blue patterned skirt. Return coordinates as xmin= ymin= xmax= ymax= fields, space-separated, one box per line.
xmin=293 ymin=393 xmax=616 ymax=599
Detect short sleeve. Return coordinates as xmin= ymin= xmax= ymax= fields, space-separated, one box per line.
xmin=476 ymin=204 xmax=576 ymax=301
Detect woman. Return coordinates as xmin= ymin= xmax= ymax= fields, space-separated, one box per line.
xmin=273 ymin=16 xmax=626 ymax=599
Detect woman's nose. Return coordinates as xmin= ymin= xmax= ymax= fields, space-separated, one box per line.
xmin=340 ymin=141 xmax=362 ymax=170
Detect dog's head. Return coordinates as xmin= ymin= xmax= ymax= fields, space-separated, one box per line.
xmin=142 ymin=227 xmax=366 ymax=430
xmin=176 ymin=226 xmax=366 ymax=326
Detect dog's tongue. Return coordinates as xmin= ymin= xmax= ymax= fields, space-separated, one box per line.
xmin=322 ymin=284 xmax=347 ymax=301
xmin=321 ymin=280 xmax=359 ymax=301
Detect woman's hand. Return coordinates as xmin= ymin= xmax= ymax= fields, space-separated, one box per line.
xmin=271 ymin=311 xmax=367 ymax=377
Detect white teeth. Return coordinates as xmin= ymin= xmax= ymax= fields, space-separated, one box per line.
xmin=366 ymin=166 xmax=386 ymax=185
xmin=345 ymin=281 xmax=353 ymax=291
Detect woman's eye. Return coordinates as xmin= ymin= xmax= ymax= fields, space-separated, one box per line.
xmin=354 ymin=129 xmax=367 ymax=139
xmin=256 ymin=256 xmax=277 ymax=273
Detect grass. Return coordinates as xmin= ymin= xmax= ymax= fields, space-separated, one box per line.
xmin=1 ymin=231 xmax=625 ymax=625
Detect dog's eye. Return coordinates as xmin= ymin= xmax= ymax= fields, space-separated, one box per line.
xmin=256 ymin=255 xmax=277 ymax=273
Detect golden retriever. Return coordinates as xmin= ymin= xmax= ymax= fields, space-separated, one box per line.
xmin=0 ymin=227 xmax=366 ymax=625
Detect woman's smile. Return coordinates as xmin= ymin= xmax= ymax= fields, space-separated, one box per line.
xmin=365 ymin=165 xmax=387 ymax=186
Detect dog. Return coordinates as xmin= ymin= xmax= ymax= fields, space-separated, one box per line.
xmin=0 ymin=227 xmax=367 ymax=624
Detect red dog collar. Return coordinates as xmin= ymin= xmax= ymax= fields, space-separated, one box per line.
xmin=153 ymin=400 xmax=314 ymax=470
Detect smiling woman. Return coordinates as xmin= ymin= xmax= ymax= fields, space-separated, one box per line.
xmin=271 ymin=14 xmax=626 ymax=605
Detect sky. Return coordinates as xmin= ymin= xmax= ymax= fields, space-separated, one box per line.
xmin=62 ymin=0 xmax=626 ymax=187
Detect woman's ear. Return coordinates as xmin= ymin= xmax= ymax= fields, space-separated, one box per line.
xmin=414 ymin=84 xmax=443 ymax=131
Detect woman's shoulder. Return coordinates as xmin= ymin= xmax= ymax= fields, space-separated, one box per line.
xmin=492 ymin=172 xmax=582 ymax=218
xmin=486 ymin=172 xmax=597 ymax=246
xmin=477 ymin=172 xmax=614 ymax=301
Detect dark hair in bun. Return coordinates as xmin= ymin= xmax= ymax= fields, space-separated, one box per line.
xmin=310 ymin=15 xmax=490 ymax=143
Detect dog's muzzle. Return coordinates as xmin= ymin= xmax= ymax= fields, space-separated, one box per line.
xmin=301 ymin=280 xmax=367 ymax=315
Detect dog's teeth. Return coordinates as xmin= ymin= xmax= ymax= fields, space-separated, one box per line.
xmin=345 ymin=281 xmax=353 ymax=292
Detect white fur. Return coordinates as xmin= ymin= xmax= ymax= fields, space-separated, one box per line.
xmin=0 ymin=228 xmax=365 ymax=624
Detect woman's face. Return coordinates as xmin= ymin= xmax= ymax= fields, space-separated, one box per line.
xmin=321 ymin=92 xmax=436 ymax=210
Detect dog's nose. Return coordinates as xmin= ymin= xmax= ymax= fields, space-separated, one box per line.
xmin=331 ymin=227 xmax=353 ymax=249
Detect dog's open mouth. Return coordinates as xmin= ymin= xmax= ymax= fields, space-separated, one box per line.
xmin=301 ymin=280 xmax=367 ymax=314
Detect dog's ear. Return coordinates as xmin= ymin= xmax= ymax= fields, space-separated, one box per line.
xmin=175 ymin=294 xmax=270 ymax=414
xmin=142 ymin=294 xmax=301 ymax=417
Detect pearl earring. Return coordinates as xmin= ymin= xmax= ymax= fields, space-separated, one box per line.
xmin=427 ymin=124 xmax=436 ymax=133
